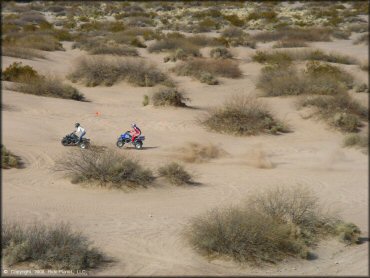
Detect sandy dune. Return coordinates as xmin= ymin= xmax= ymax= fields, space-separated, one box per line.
xmin=2 ymin=35 xmax=368 ymax=276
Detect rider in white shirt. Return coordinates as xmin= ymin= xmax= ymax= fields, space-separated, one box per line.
xmin=74 ymin=123 xmax=86 ymax=143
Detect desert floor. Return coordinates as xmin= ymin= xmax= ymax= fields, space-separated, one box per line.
xmin=2 ymin=32 xmax=369 ymax=275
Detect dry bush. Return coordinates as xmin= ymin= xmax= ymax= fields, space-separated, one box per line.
xmin=253 ymin=49 xmax=358 ymax=65
xmin=252 ymin=27 xmax=332 ymax=42
xmin=152 ymin=87 xmax=189 ymax=107
xmin=210 ymin=47 xmax=233 ymax=59
xmin=218 ymin=27 xmax=256 ymax=48
xmin=354 ymin=33 xmax=369 ymax=45
xmin=148 ymin=37 xmax=201 ymax=58
xmin=347 ymin=23 xmax=368 ymax=33
xmin=126 ymin=16 xmax=155 ymax=27
xmin=360 ymin=61 xmax=369 ymax=72
xmin=178 ymin=142 xmax=226 ymax=163
xmin=298 ymin=93 xmax=368 ymax=132
xmin=5 ymin=33 xmax=64 ymax=51
xmin=89 ymin=44 xmax=139 ymax=56
xmin=68 ymin=56 xmax=171 ymax=87
xmin=173 ymin=58 xmax=241 ymax=84
xmin=273 ymin=39 xmax=308 ymax=48
xmin=11 ymin=75 xmax=84 ymax=101
xmin=343 ymin=134 xmax=368 ymax=151
xmin=158 ymin=162 xmax=193 ymax=185
xmin=2 ymin=62 xmax=41 ymax=83
xmin=107 ymin=31 xmax=147 ymax=48
xmin=2 ymin=221 xmax=104 ymax=270
xmin=2 ymin=46 xmax=45 ymax=60
xmin=201 ymin=95 xmax=289 ymax=136
xmin=187 ymin=186 xmax=361 ymax=265
xmin=56 ymin=148 xmax=154 ymax=188
xmin=1 ymin=145 xmax=22 ymax=169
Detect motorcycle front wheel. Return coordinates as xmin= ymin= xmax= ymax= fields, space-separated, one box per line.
xmin=116 ymin=140 xmax=125 ymax=148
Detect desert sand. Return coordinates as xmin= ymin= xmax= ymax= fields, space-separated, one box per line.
xmin=2 ymin=28 xmax=369 ymax=277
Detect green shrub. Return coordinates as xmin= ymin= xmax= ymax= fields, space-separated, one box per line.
xmin=2 ymin=145 xmax=22 ymax=169
xmin=158 ymin=162 xmax=193 ymax=185
xmin=152 ymin=87 xmax=189 ymax=107
xmin=187 ymin=185 xmax=360 ymax=265
xmin=2 ymin=62 xmax=41 ymax=82
xmin=57 ymin=148 xmax=155 ymax=188
xmin=201 ymin=95 xmax=289 ymax=136
xmin=142 ymin=95 xmax=149 ymax=106
xmin=2 ymin=221 xmax=104 ymax=270
xmin=68 ymin=56 xmax=171 ymax=87
xmin=223 ymin=14 xmax=245 ymax=27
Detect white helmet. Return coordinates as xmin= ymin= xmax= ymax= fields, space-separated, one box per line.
xmin=131 ymin=123 xmax=136 ymax=128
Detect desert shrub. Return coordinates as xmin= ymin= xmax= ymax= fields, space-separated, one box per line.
xmin=142 ymin=95 xmax=149 ymax=106
xmin=299 ymin=93 xmax=368 ymax=132
xmin=119 ymin=27 xmax=163 ymax=41
xmin=89 ymin=45 xmax=138 ymax=56
xmin=347 ymin=23 xmax=368 ymax=33
xmin=199 ymin=72 xmax=219 ymax=85
xmin=187 ymin=186 xmax=361 ymax=265
xmin=178 ymin=142 xmax=226 ymax=163
xmin=218 ymin=27 xmax=256 ymax=48
xmin=2 ymin=62 xmax=41 ymax=83
xmin=273 ymin=39 xmax=307 ymax=48
xmin=331 ymin=29 xmax=351 ymax=40
xmin=252 ymin=27 xmax=332 ymax=42
xmin=164 ymin=48 xmax=190 ymax=62
xmin=152 ymin=87 xmax=189 ymax=107
xmin=304 ymin=61 xmax=354 ymax=89
xmin=158 ymin=162 xmax=193 ymax=185
xmin=355 ymin=83 xmax=368 ymax=93
xmin=210 ymin=47 xmax=233 ymax=59
xmin=68 ymin=56 xmax=170 ymax=87
xmin=252 ymin=49 xmax=358 ymax=65
xmin=360 ymin=61 xmax=368 ymax=72
xmin=354 ymin=33 xmax=369 ymax=45
xmin=343 ymin=134 xmax=368 ymax=151
xmin=5 ymin=33 xmax=64 ymax=51
xmin=148 ymin=37 xmax=201 ymax=58
xmin=223 ymin=14 xmax=245 ymax=27
xmin=1 ymin=145 xmax=21 ymax=169
xmin=202 ymin=95 xmax=288 ymax=136
xmin=13 ymin=76 xmax=84 ymax=101
xmin=126 ymin=16 xmax=155 ymax=27
xmin=57 ymin=149 xmax=154 ymax=188
xmin=173 ymin=58 xmax=241 ymax=83
xmin=2 ymin=221 xmax=104 ymax=270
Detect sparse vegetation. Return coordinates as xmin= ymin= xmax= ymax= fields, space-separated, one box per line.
xmin=57 ymin=148 xmax=154 ymax=188
xmin=343 ymin=134 xmax=368 ymax=152
xmin=2 ymin=62 xmax=41 ymax=83
xmin=173 ymin=58 xmax=241 ymax=84
xmin=354 ymin=33 xmax=369 ymax=45
xmin=218 ymin=27 xmax=256 ymax=48
xmin=158 ymin=162 xmax=193 ymax=185
xmin=2 ymin=221 xmax=104 ymax=270
xmin=210 ymin=47 xmax=233 ymax=59
xmin=252 ymin=27 xmax=332 ymax=42
xmin=89 ymin=44 xmax=139 ymax=56
xmin=2 ymin=46 xmax=45 ymax=60
xmin=68 ymin=56 xmax=171 ymax=87
xmin=273 ymin=39 xmax=307 ymax=48
xmin=298 ymin=93 xmax=368 ymax=132
xmin=187 ymin=186 xmax=361 ymax=265
xmin=2 ymin=145 xmax=22 ymax=169
xmin=202 ymin=95 xmax=289 ymax=136
xmin=152 ymin=87 xmax=189 ymax=107
xmin=178 ymin=142 xmax=226 ymax=163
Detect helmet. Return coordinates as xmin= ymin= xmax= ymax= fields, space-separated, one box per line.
xmin=131 ymin=123 xmax=136 ymax=128
xmin=75 ymin=123 xmax=80 ymax=128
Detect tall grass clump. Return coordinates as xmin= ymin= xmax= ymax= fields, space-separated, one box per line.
xmin=173 ymin=58 xmax=241 ymax=84
xmin=2 ymin=145 xmax=22 ymax=169
xmin=201 ymin=95 xmax=289 ymax=136
xmin=12 ymin=76 xmax=85 ymax=101
xmin=187 ymin=186 xmax=362 ymax=265
xmin=178 ymin=142 xmax=226 ymax=163
xmin=298 ymin=93 xmax=368 ymax=132
xmin=257 ymin=62 xmax=353 ymax=97
xmin=2 ymin=46 xmax=45 ymax=60
xmin=2 ymin=221 xmax=104 ymax=270
xmin=158 ymin=162 xmax=193 ymax=185
xmin=57 ymin=148 xmax=154 ymax=188
xmin=152 ymin=87 xmax=189 ymax=107
xmin=68 ymin=56 xmax=171 ymax=87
